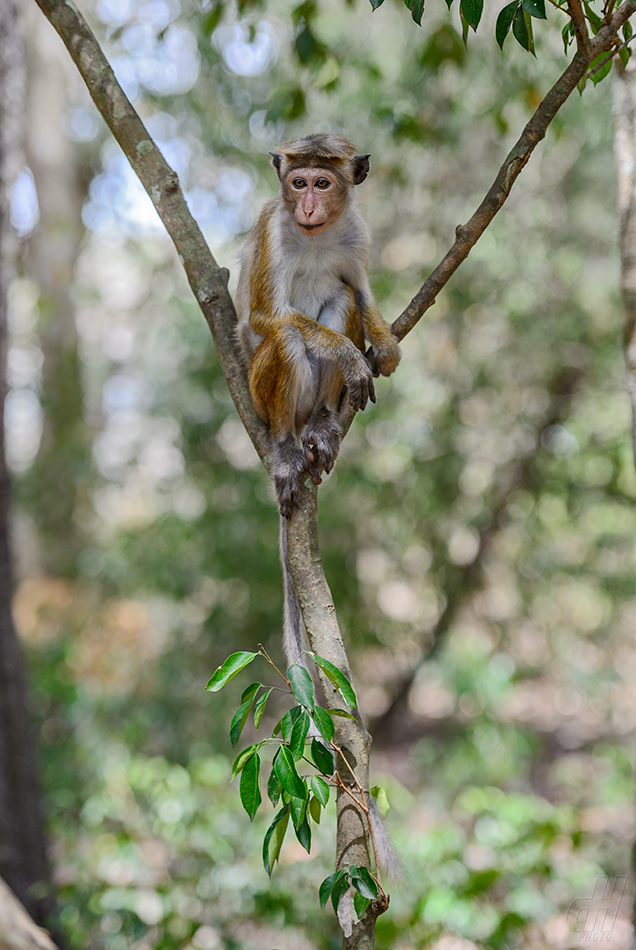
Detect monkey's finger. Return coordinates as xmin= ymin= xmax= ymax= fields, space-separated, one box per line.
xmin=369 ymin=378 xmax=377 ymax=404
xmin=366 ymin=349 xmax=381 ymax=378
xmin=303 ymin=446 xmax=323 ymax=484
xmin=354 ymin=383 xmax=368 ymax=413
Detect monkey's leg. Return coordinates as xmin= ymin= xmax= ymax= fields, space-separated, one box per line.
xmin=302 ymin=362 xmax=345 ymax=474
xmin=250 ymin=326 xmax=320 ymax=517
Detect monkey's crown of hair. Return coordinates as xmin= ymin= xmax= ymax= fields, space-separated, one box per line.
xmin=275 ymin=132 xmax=362 ymax=164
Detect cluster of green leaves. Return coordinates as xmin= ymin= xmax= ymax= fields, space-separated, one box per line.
xmin=206 ymin=650 xmax=383 ymax=921
xmin=370 ymin=0 xmax=630 ymax=80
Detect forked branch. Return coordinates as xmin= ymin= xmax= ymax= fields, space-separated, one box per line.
xmin=390 ymin=0 xmax=636 ymax=342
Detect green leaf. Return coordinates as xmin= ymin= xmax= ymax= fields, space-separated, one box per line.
xmin=280 ymin=705 xmax=303 ymax=743
xmin=460 ymin=0 xmax=483 ymax=29
xmin=239 ymin=751 xmax=262 ymax=821
xmin=350 ymin=866 xmax=379 ymax=900
xmin=240 ymin=681 xmax=261 ymax=703
xmin=254 ymin=688 xmax=273 ymax=729
xmin=369 ymin=0 xmax=386 ymax=9
xmin=290 ymin=794 xmax=308 ymax=829
xmin=496 ymin=10 xmax=513 ymax=50
xmin=294 ymin=25 xmax=326 ymax=65
xmin=311 ymin=655 xmax=358 ymax=708
xmin=311 ymin=738 xmax=335 ymax=776
xmin=370 ymin=786 xmax=390 ymax=818
xmin=288 ymin=664 xmax=315 ymax=710
xmin=230 ymin=687 xmax=260 ymax=747
xmin=206 ymin=652 xmax=258 ymax=691
xmin=589 ymin=51 xmax=612 ymax=84
xmin=403 ymin=0 xmax=425 ymax=25
xmin=331 ymin=873 xmax=351 ymax=913
xmin=329 ymin=708 xmax=356 ymax=720
xmin=583 ymin=0 xmax=601 ymax=31
xmin=201 ymin=2 xmax=223 ymax=36
xmin=263 ymin=806 xmax=290 ymax=876
xmin=309 ymin=796 xmax=322 ymax=823
xmin=512 ymin=5 xmax=534 ymax=53
xmin=311 ymin=705 xmax=335 ymax=743
xmin=289 ymin=709 xmax=311 ymax=760
xmin=624 ymin=19 xmax=633 ymax=40
xmin=561 ymin=19 xmax=573 ymax=52
xmin=460 ymin=7 xmax=470 ymax=45
xmin=232 ymin=744 xmax=258 ymax=778
xmin=522 ymin=0 xmax=546 ymax=18
xmin=267 ymin=761 xmax=282 ymax=806
xmin=319 ymin=869 xmax=348 ymax=909
xmin=311 ymin=775 xmax=330 ymax=806
xmin=353 ymin=892 xmax=371 ymax=920
xmin=620 ymin=45 xmax=632 ymax=67
xmin=275 ymin=746 xmax=308 ymax=800
xmin=295 ymin=817 xmax=312 ymax=853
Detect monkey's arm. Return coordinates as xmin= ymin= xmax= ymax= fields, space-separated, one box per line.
xmin=251 ymin=308 xmax=376 ymax=411
xmin=353 ymin=290 xmax=401 ymax=378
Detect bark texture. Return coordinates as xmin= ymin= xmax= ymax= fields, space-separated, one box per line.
xmin=31 ymin=2 xmax=636 ymax=947
xmin=614 ymin=56 xmax=636 ymax=448
xmin=0 ymin=0 xmax=52 ymax=926
xmin=23 ymin=4 xmax=89 ymax=576
xmin=0 ymin=875 xmax=58 ymax=950
xmin=612 ymin=52 xmax=636 ymax=937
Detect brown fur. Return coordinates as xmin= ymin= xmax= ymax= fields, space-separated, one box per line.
xmin=236 ymin=132 xmax=400 ymax=517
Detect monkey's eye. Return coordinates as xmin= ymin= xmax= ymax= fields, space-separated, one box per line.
xmin=315 ymin=178 xmax=331 ymax=189
xmin=292 ymin=178 xmax=307 ymax=189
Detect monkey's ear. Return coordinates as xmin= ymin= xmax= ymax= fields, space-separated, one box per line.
xmin=352 ymin=154 xmax=371 ymax=185
xmin=269 ymin=152 xmax=283 ymax=178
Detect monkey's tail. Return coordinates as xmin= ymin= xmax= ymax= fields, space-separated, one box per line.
xmin=279 ymin=514 xmax=305 ymax=667
xmin=368 ymin=797 xmax=403 ymax=884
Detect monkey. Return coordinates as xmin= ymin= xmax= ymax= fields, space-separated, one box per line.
xmin=236 ymin=132 xmax=400 ymax=520
xmin=236 ymin=134 xmax=402 ymax=881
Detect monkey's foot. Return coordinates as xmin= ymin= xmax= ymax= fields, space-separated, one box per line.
xmin=302 ymin=410 xmax=343 ymax=475
xmin=272 ymin=437 xmax=310 ymax=519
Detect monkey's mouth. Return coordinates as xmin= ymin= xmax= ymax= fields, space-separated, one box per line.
xmin=298 ymin=222 xmax=326 ymax=232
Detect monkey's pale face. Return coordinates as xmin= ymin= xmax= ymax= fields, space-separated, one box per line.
xmin=284 ymin=167 xmax=345 ymax=236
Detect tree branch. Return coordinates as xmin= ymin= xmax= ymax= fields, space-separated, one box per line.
xmin=0 ymin=876 xmax=58 ymax=950
xmin=567 ymin=0 xmax=591 ymax=52
xmin=32 ymin=0 xmax=271 ymax=464
xmin=34 ymin=3 xmax=384 ymax=941
xmin=391 ymin=0 xmax=636 ymax=342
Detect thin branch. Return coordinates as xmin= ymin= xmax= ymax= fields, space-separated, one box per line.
xmin=546 ymin=0 xmax=572 ymax=16
xmin=589 ymin=31 xmax=636 ymax=76
xmin=567 ymin=0 xmax=591 ymax=52
xmin=33 ymin=0 xmax=271 ymax=465
xmin=390 ymin=0 xmax=636 ymax=343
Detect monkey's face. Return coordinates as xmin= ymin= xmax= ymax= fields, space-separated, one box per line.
xmin=284 ymin=167 xmax=346 ymax=236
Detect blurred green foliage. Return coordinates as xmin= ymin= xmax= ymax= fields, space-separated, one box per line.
xmin=10 ymin=0 xmax=636 ymax=945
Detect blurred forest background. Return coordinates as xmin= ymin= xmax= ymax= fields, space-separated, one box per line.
xmin=5 ymin=0 xmax=636 ymax=946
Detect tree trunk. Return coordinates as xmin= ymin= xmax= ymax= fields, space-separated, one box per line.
xmin=0 ymin=0 xmax=53 ymax=927
xmin=614 ymin=58 xmax=636 ymax=447
xmin=0 ymin=875 xmax=58 ymax=950
xmin=613 ymin=56 xmax=636 ymax=946
xmin=22 ymin=3 xmax=88 ymax=577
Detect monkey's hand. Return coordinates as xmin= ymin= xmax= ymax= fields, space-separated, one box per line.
xmin=302 ymin=407 xmax=343 ymax=476
xmin=343 ymin=348 xmax=376 ymax=412
xmin=366 ymin=335 xmax=401 ymax=378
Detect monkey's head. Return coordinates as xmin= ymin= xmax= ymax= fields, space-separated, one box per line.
xmin=270 ymin=133 xmax=370 ymax=237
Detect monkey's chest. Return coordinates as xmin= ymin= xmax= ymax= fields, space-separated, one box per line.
xmin=289 ymin=258 xmax=345 ymax=326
